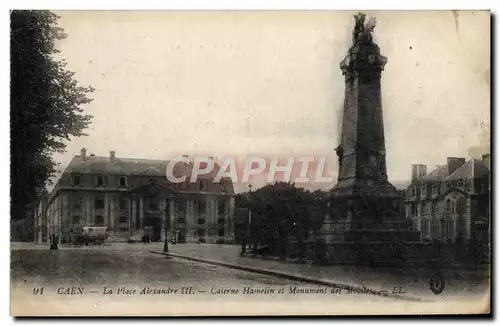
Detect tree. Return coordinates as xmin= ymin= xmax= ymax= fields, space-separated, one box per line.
xmin=236 ymin=182 xmax=328 ymax=258
xmin=10 ymin=10 xmax=94 ymax=221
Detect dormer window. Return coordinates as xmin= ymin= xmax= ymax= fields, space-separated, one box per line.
xmin=96 ymin=175 xmax=105 ymax=187
xmin=199 ymin=180 xmax=208 ymax=191
xmin=72 ymin=174 xmax=81 ymax=186
xmin=119 ymin=176 xmax=127 ymax=188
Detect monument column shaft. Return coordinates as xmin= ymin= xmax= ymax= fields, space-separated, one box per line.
xmin=335 ymin=42 xmax=390 ymax=191
xmin=338 ymin=69 xmax=388 ymax=184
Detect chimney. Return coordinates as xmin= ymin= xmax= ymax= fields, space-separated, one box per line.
xmin=110 ymin=151 xmax=116 ymax=162
xmin=80 ymin=148 xmax=87 ymax=160
xmin=447 ymin=157 xmax=466 ymax=175
xmin=482 ymin=153 xmax=491 ymax=170
xmin=418 ymin=165 xmax=427 ymax=180
xmin=411 ymin=164 xmax=427 ymax=182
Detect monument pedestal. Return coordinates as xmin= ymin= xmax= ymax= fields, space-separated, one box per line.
xmin=314 ymin=184 xmax=425 ymax=265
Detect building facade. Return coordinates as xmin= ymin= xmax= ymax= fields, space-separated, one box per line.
xmin=36 ymin=149 xmax=236 ymax=244
xmin=404 ymin=154 xmax=490 ymax=245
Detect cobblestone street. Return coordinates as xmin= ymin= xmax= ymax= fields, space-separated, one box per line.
xmin=11 ymin=242 xmax=427 ymax=315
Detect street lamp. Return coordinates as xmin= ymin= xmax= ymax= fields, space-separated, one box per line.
xmin=241 ymin=184 xmax=252 ymax=255
xmin=163 ymin=197 xmax=170 ymax=253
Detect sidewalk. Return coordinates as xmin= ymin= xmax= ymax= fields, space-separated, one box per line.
xmin=152 ymin=243 xmax=490 ymax=302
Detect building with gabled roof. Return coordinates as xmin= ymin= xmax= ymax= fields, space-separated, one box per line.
xmin=37 ymin=148 xmax=236 ymax=244
xmin=404 ymin=154 xmax=490 ymax=245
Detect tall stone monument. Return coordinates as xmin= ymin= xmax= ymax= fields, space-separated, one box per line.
xmin=317 ymin=13 xmax=422 ymax=264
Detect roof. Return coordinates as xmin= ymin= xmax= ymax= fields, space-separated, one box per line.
xmin=444 ymin=158 xmax=490 ymax=181
xmin=64 ymin=155 xmax=224 ymax=180
xmin=421 ymin=165 xmax=449 ymax=182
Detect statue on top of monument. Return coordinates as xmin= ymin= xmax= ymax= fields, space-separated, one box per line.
xmin=352 ymin=13 xmax=377 ymax=45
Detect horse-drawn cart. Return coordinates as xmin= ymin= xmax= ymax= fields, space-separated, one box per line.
xmin=70 ymin=226 xmax=108 ymax=245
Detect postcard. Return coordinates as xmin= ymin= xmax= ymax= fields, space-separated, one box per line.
xmin=10 ymin=10 xmax=491 ymax=316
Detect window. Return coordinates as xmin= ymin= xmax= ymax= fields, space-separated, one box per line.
xmin=218 ymin=228 xmax=225 ymax=237
xmin=445 ymin=183 xmax=451 ymax=191
xmin=119 ymin=176 xmax=127 ymax=187
xmin=197 ymin=229 xmax=205 ymax=237
xmin=457 ymin=180 xmax=465 ymax=189
xmin=410 ymin=203 xmax=417 ymax=215
xmin=432 ymin=184 xmax=439 ymax=195
xmin=95 ymin=215 xmax=104 ymax=226
xmin=431 ymin=220 xmax=440 ymax=239
xmin=218 ymin=218 xmax=225 ymax=225
xmin=119 ymin=199 xmax=128 ymax=209
xmin=95 ymin=197 xmax=105 ymax=209
xmin=119 ymin=216 xmax=128 ymax=224
xmin=420 ymin=186 xmax=427 ymax=197
xmin=409 ymin=187 xmax=416 ymax=197
xmin=420 ymin=220 xmax=427 ymax=237
xmin=149 ymin=201 xmax=159 ymax=211
xmin=119 ymin=227 xmax=128 ymax=232
xmin=72 ymin=197 xmax=81 ymax=210
xmin=448 ymin=220 xmax=453 ymax=238
xmin=72 ymin=215 xmax=80 ymax=224
xmin=218 ymin=201 xmax=226 ymax=215
xmin=149 ymin=178 xmax=156 ymax=185
xmin=177 ymin=217 xmax=186 ymax=224
xmin=175 ymin=200 xmax=186 ymax=212
xmin=445 ymin=199 xmax=452 ymax=213
xmin=419 ymin=203 xmax=426 ymax=215
xmin=198 ymin=199 xmax=206 ymax=214
xmin=197 ymin=218 xmax=206 ymax=225
xmin=199 ymin=180 xmax=207 ymax=191
xmin=73 ymin=174 xmax=81 ymax=186
xmin=96 ymin=175 xmax=105 ymax=187
xmin=457 ymin=198 xmax=466 ymax=214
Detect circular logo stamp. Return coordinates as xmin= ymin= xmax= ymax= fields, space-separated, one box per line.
xmin=429 ymin=272 xmax=446 ymax=295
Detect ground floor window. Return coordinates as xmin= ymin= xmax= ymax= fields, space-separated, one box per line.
xmin=197 ymin=229 xmax=205 ymax=237
xmin=119 ymin=227 xmax=128 ymax=232
xmin=443 ymin=219 xmax=454 ymax=239
xmin=421 ymin=219 xmax=430 ymax=237
xmin=95 ymin=215 xmax=104 ymax=226
xmin=218 ymin=228 xmax=225 ymax=237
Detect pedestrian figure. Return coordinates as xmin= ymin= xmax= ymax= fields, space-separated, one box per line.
xmin=49 ymin=234 xmax=59 ymax=250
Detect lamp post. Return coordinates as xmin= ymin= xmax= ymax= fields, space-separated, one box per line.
xmin=241 ymin=184 xmax=252 ymax=255
xmin=163 ymin=197 xmax=170 ymax=253
xmin=248 ymin=184 xmax=253 ymax=252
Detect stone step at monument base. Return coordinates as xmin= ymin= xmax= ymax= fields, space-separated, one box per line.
xmin=315 ymin=230 xmax=421 ymax=242
xmin=313 ymin=240 xmax=435 ymax=266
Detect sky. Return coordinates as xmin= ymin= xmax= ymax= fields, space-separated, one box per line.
xmin=50 ymin=10 xmax=491 ymax=192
